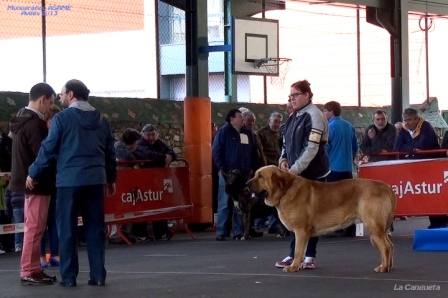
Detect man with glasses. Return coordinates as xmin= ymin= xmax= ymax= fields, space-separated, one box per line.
xmin=256 ymin=111 xmax=285 ymax=235
xmin=27 ymin=79 xmax=117 ymax=287
xmin=275 ymin=80 xmax=330 ymax=270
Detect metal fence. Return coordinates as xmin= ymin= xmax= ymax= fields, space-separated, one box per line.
xmin=1 ymin=0 xmax=447 ymax=110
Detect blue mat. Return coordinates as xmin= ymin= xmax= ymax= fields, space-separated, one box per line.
xmin=413 ymin=228 xmax=448 ymax=251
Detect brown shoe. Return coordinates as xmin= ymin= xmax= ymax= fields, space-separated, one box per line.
xmin=21 ymin=273 xmax=54 ymax=286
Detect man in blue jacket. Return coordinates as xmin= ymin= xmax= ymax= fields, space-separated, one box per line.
xmin=394 ymin=107 xmax=447 ymax=229
xmin=323 ymin=101 xmax=358 ymax=182
xmin=394 ymin=108 xmax=440 ymax=158
xmin=323 ymin=101 xmax=359 ymax=237
xmin=212 ymin=108 xmax=259 ymax=241
xmin=27 ymin=79 xmax=117 ymax=287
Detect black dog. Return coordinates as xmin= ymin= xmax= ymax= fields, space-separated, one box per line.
xmin=221 ymin=167 xmax=285 ymax=240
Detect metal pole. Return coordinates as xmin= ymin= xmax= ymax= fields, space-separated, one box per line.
xmin=356 ymin=7 xmax=361 ymax=107
xmin=185 ymin=0 xmax=198 ymax=97
xmin=41 ymin=0 xmax=46 ymax=82
xmin=224 ymin=0 xmax=232 ymax=102
xmin=262 ymin=0 xmax=267 ymax=104
xmin=390 ymin=0 xmax=403 ymax=125
xmin=155 ymin=0 xmax=161 ymax=99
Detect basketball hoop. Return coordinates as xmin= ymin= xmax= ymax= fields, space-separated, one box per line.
xmin=254 ymin=58 xmax=292 ymax=88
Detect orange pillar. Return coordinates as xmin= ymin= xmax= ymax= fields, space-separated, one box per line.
xmin=184 ymin=97 xmax=212 ymax=224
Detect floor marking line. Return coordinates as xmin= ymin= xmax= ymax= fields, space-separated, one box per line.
xmin=103 ymin=270 xmax=448 ymax=284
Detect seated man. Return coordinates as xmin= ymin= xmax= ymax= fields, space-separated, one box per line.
xmin=112 ymin=129 xmax=146 ymax=242
xmin=136 ymin=124 xmax=177 ymax=168
xmin=394 ymin=108 xmax=440 ymax=158
xmin=360 ymin=109 xmax=396 ymax=162
xmin=394 ymin=108 xmax=448 ymax=229
xmin=135 ymin=124 xmax=177 ymax=239
xmin=114 ymin=128 xmax=143 ymax=168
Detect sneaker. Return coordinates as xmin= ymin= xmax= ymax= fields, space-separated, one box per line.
xmin=0 ymin=248 xmax=5 ymax=255
xmin=387 ymin=230 xmax=393 ymax=237
xmin=15 ymin=247 xmax=22 ymax=253
xmin=275 ymin=256 xmax=293 ymax=268
xmin=136 ymin=236 xmax=154 ymax=242
xmin=301 ymin=258 xmax=316 ymax=269
xmin=164 ymin=230 xmax=175 ymax=240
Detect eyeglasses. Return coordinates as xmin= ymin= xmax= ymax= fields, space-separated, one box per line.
xmin=288 ymin=92 xmax=303 ymax=100
xmin=58 ymin=92 xmax=68 ymax=98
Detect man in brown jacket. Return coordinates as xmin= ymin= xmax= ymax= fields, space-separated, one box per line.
xmin=9 ymin=82 xmax=56 ymax=286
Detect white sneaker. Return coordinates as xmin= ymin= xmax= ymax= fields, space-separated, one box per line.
xmin=301 ymin=257 xmax=316 ymax=269
xmin=15 ymin=247 xmax=22 ymax=253
xmin=0 ymin=248 xmax=5 ymax=255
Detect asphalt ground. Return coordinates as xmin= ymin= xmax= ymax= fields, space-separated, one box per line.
xmin=1 ymin=216 xmax=447 ymax=298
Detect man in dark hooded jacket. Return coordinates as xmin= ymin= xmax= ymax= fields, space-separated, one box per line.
xmin=9 ymin=82 xmax=56 ymax=286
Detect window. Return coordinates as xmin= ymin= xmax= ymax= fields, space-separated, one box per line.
xmin=171 ymin=7 xmax=185 ymax=43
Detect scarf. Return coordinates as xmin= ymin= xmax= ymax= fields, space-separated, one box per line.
xmin=404 ymin=118 xmax=425 ymax=139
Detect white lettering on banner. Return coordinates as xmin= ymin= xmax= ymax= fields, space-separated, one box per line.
xmin=121 ymin=189 xmax=164 ymax=206
xmin=391 ymin=181 xmax=443 ymax=199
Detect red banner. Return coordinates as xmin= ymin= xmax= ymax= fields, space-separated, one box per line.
xmin=359 ymin=158 xmax=448 ymax=216
xmin=104 ymin=166 xmax=192 ymax=224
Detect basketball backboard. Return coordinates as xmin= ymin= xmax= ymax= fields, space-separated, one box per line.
xmin=232 ymin=17 xmax=279 ymax=76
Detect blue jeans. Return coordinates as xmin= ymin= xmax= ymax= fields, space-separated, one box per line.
xmin=57 ymin=185 xmax=106 ymax=284
xmin=216 ymin=174 xmax=243 ymax=237
xmin=254 ymin=217 xmax=267 ymax=229
xmin=41 ymin=194 xmax=59 ymax=257
xmin=268 ymin=214 xmax=281 ymax=230
xmin=255 ymin=215 xmax=280 ymax=229
xmin=13 ymin=207 xmax=24 ymax=249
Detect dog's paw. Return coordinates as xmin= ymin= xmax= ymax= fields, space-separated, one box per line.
xmin=374 ymin=265 xmax=389 ymax=273
xmin=283 ymin=265 xmax=299 ymax=273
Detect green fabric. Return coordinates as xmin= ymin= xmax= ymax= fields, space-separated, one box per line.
xmin=0 ymin=92 xmax=387 ymax=128
xmin=2 ymin=92 xmax=445 ymax=131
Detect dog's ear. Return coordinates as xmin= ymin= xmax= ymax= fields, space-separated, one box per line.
xmin=265 ymin=168 xmax=289 ymax=205
xmin=273 ymin=170 xmax=285 ymax=190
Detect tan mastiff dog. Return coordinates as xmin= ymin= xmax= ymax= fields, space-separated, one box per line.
xmin=247 ymin=165 xmax=396 ymax=273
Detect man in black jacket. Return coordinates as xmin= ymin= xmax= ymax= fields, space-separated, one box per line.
xmin=9 ymin=83 xmax=56 ymax=286
xmin=360 ymin=109 xmax=396 ymax=162
xmin=135 ymin=124 xmax=177 ymax=239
